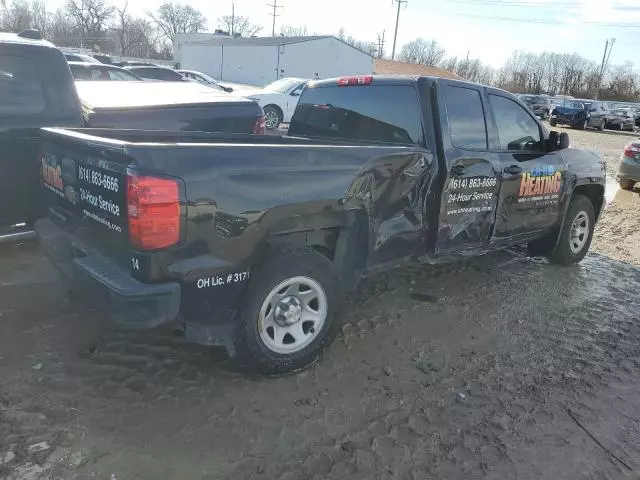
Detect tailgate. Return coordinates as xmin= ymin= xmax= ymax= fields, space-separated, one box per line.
xmin=40 ymin=129 xmax=131 ymax=267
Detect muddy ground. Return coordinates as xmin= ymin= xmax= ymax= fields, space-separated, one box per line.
xmin=2 ymin=127 xmax=640 ymax=480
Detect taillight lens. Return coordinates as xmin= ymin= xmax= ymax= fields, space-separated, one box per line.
xmin=127 ymin=173 xmax=180 ymax=250
xmin=254 ymin=115 xmax=266 ymax=134
xmin=623 ymin=142 xmax=640 ymax=158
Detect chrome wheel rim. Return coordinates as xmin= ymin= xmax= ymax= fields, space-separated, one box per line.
xmin=264 ymin=110 xmax=279 ymax=129
xmin=569 ymin=211 xmax=589 ymax=254
xmin=258 ymin=276 xmax=327 ymax=354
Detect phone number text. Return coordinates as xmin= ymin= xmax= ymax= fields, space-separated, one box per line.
xmin=449 ymin=176 xmax=497 ymax=190
xmin=78 ymin=165 xmax=119 ymax=193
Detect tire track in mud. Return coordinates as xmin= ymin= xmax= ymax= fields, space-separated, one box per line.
xmin=4 ymin=251 xmax=640 ymax=479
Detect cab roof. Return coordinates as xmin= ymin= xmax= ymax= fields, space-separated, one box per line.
xmin=75 ymin=81 xmax=254 ymax=109
xmin=0 ymin=31 xmax=54 ymax=47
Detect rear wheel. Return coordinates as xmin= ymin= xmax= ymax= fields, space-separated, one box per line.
xmin=549 ymin=119 xmax=557 ymax=127
xmin=235 ymin=249 xmax=342 ymax=375
xmin=619 ymin=178 xmax=635 ymax=190
xmin=599 ymin=119 xmax=605 ymax=131
xmin=263 ymin=105 xmax=282 ymax=130
xmin=577 ymin=119 xmax=588 ymax=130
xmin=549 ymin=195 xmax=596 ymax=265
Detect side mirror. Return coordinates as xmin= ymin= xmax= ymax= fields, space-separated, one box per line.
xmin=548 ymin=131 xmax=570 ymax=151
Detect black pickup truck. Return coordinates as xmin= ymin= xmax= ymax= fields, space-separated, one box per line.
xmin=0 ymin=30 xmax=264 ymax=241
xmin=36 ymin=75 xmax=606 ymax=374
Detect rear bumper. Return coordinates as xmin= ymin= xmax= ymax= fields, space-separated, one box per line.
xmin=618 ymin=154 xmax=640 ymax=182
xmin=35 ymin=218 xmax=181 ymax=329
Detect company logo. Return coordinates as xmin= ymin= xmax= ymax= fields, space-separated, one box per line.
xmin=518 ymin=164 xmax=563 ymax=199
xmin=41 ymin=155 xmax=64 ymax=191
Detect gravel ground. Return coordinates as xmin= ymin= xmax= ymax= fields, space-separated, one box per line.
xmin=2 ymin=127 xmax=640 ymax=480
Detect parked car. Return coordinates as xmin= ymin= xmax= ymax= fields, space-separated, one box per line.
xmin=68 ymin=62 xmax=143 ymax=81
xmin=0 ymin=30 xmax=82 ymax=240
xmin=575 ymin=99 xmax=608 ymax=130
xmin=62 ymin=51 xmax=101 ymax=64
xmin=618 ymin=141 xmax=640 ymax=190
xmin=606 ymin=108 xmax=636 ymax=131
xmin=91 ymin=53 xmax=113 ymax=64
xmin=123 ymin=65 xmax=189 ymax=82
xmin=518 ymin=94 xmax=552 ymax=120
xmin=232 ymin=77 xmax=309 ymax=129
xmin=177 ymin=69 xmax=233 ymax=92
xmin=549 ymin=99 xmax=589 ymax=129
xmin=75 ymin=81 xmax=265 ymax=133
xmin=36 ymin=75 xmax=605 ymax=375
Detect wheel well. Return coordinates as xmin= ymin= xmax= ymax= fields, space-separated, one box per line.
xmin=264 ymin=228 xmax=340 ymax=262
xmin=573 ymin=184 xmax=604 ymax=219
xmin=264 ymin=104 xmax=283 ymax=119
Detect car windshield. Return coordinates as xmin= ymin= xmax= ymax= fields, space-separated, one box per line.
xmin=613 ymin=109 xmax=629 ymax=116
xmin=560 ymin=100 xmax=584 ymax=109
xmin=263 ymin=78 xmax=302 ymax=93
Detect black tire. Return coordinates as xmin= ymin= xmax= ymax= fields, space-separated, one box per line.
xmin=549 ymin=119 xmax=557 ymax=127
xmin=235 ymin=249 xmax=343 ymax=375
xmin=263 ymin=105 xmax=282 ymax=130
xmin=619 ymin=178 xmax=635 ymax=190
xmin=577 ymin=119 xmax=587 ymax=130
xmin=598 ymin=119 xmax=605 ymax=131
xmin=549 ymin=194 xmax=596 ymax=265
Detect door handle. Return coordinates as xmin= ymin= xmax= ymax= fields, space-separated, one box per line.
xmin=503 ymin=165 xmax=522 ymax=175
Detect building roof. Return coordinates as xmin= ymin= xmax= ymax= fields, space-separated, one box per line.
xmin=184 ymin=35 xmax=333 ymax=47
xmin=374 ymin=58 xmax=461 ymax=80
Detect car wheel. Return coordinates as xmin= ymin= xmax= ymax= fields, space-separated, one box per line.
xmin=549 ymin=194 xmax=596 ymax=265
xmin=599 ymin=119 xmax=605 ymax=131
xmin=235 ymin=249 xmax=343 ymax=375
xmin=549 ymin=119 xmax=557 ymax=127
xmin=263 ymin=105 xmax=282 ymax=130
xmin=619 ymin=178 xmax=635 ymax=190
xmin=577 ymin=119 xmax=588 ymax=130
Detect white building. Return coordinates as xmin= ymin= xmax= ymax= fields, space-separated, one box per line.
xmin=174 ymin=34 xmax=374 ymax=86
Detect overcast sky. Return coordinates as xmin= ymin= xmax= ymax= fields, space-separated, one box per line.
xmin=47 ymin=0 xmax=640 ymax=67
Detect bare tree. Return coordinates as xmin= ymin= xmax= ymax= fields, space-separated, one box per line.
xmin=398 ymin=38 xmax=446 ymax=66
xmin=1 ymin=0 xmax=33 ymax=32
xmin=114 ymin=1 xmax=149 ymax=56
xmin=150 ymin=2 xmax=206 ymax=43
xmin=336 ymin=27 xmax=376 ymax=56
xmin=280 ymin=24 xmax=315 ymax=36
xmin=65 ymin=0 xmax=114 ymax=35
xmin=217 ymin=15 xmax=261 ymax=37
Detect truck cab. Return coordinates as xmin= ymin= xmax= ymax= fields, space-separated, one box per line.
xmin=0 ymin=30 xmax=82 ymax=239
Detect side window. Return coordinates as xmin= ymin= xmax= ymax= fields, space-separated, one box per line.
xmin=0 ymin=54 xmax=45 ymax=115
xmin=489 ymin=94 xmax=542 ymax=152
xmin=445 ymin=86 xmax=488 ymax=150
xmin=291 ymin=83 xmax=305 ymax=96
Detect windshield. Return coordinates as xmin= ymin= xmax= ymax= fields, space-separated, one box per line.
xmin=612 ymin=109 xmax=629 ymax=116
xmin=263 ymin=78 xmax=303 ymax=93
xmin=560 ymin=100 xmax=584 ymax=109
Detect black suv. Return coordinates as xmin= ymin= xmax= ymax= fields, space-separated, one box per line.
xmin=576 ymin=99 xmax=608 ymax=130
xmin=518 ymin=94 xmax=552 ymax=120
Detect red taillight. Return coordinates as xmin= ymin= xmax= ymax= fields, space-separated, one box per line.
xmin=623 ymin=142 xmax=640 ymax=158
xmin=127 ymin=173 xmax=180 ymax=251
xmin=254 ymin=115 xmax=266 ymax=134
xmin=337 ymin=75 xmax=373 ymax=86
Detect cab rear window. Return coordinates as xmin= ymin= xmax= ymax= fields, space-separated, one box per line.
xmin=289 ymin=85 xmax=423 ymax=145
xmin=0 ymin=54 xmax=45 ymax=115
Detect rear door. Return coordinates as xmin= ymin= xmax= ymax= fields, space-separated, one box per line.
xmin=434 ymin=82 xmax=502 ymax=254
xmin=487 ymin=91 xmax=566 ymax=242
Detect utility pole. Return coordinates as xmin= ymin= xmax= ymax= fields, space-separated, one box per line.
xmin=596 ymin=38 xmax=615 ymax=100
xmin=230 ymin=1 xmax=235 ymax=36
xmin=266 ymin=0 xmax=283 ymax=36
xmin=376 ymin=30 xmax=385 ymax=58
xmin=391 ymin=0 xmax=407 ymax=60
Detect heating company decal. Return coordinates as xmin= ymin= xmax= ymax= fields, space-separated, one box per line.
xmin=518 ymin=164 xmax=563 ymax=205
xmin=41 ymin=153 xmax=64 ymax=197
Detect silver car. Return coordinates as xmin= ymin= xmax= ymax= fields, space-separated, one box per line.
xmin=618 ymin=140 xmax=640 ymax=190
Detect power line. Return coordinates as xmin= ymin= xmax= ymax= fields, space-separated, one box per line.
xmin=391 ymin=0 xmax=407 ymax=60
xmin=266 ymin=0 xmax=283 ymax=36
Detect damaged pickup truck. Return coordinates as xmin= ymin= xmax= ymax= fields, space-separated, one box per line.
xmin=36 ymin=75 xmax=606 ymax=374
